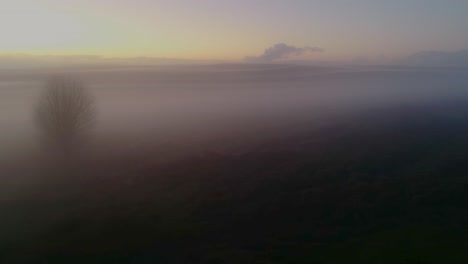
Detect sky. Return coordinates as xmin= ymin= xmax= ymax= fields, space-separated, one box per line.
xmin=1 ymin=0 xmax=468 ymax=63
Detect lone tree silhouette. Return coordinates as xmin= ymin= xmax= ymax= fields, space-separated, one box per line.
xmin=36 ymin=76 xmax=94 ymax=155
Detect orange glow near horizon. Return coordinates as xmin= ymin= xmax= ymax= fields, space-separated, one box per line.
xmin=1 ymin=0 xmax=467 ymax=63
xmin=0 ymin=1 xmax=355 ymax=61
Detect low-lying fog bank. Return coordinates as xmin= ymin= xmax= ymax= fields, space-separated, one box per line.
xmin=2 ymin=64 xmax=468 ymax=156
xmin=2 ymin=64 xmax=468 ymax=262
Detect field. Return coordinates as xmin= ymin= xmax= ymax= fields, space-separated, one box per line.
xmin=1 ymin=65 xmax=468 ymax=263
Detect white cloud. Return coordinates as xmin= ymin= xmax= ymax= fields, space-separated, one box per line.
xmin=245 ymin=43 xmax=324 ymax=63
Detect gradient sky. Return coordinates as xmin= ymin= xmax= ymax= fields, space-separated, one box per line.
xmin=1 ymin=0 xmax=467 ymax=62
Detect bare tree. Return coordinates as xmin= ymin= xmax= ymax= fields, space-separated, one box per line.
xmin=36 ymin=76 xmax=94 ymax=155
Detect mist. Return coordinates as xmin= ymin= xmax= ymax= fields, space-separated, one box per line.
xmin=3 ymin=63 xmax=468 ymax=262
xmin=2 ymin=64 xmax=467 ymax=155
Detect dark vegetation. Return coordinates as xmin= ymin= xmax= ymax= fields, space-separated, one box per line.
xmin=3 ymin=98 xmax=468 ymax=263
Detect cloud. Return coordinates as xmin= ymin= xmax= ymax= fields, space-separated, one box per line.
xmin=244 ymin=43 xmax=324 ymax=63
xmin=404 ymin=50 xmax=468 ymax=66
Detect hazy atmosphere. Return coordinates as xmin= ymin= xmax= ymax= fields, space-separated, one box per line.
xmin=2 ymin=0 xmax=468 ymax=63
xmin=2 ymin=1 xmax=468 ymax=263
